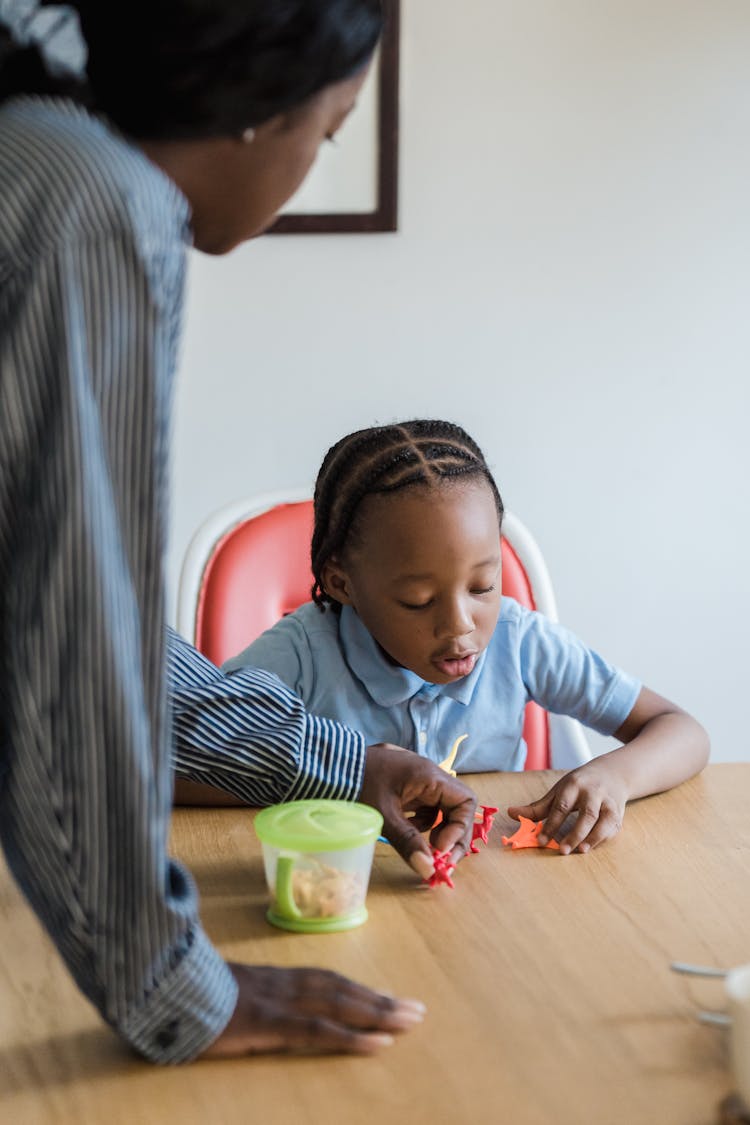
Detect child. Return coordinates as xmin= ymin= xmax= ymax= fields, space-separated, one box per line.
xmin=225 ymin=419 xmax=709 ymax=855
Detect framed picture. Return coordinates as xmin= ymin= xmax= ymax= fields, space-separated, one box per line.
xmin=268 ymin=0 xmax=400 ymax=234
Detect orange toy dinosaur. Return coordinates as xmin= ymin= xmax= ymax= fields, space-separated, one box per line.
xmin=501 ymin=815 xmax=560 ymax=851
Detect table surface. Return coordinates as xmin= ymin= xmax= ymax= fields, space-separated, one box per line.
xmin=1 ymin=764 xmax=748 ymax=1125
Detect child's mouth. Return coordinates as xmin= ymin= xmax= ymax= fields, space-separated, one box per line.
xmin=432 ymin=652 xmax=478 ymax=678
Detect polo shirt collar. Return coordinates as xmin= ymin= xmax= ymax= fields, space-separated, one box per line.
xmin=338 ymin=606 xmax=484 ymax=708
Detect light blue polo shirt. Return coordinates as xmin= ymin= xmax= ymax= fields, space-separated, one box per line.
xmin=223 ymin=598 xmax=641 ymax=773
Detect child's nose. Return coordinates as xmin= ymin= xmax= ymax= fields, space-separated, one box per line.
xmin=436 ymin=600 xmax=473 ymax=639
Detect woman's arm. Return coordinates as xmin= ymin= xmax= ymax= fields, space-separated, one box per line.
xmin=167 ymin=629 xmax=478 ymax=870
xmin=0 ymin=219 xmax=238 ymax=1064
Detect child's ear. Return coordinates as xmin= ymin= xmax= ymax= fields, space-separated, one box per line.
xmin=320 ymin=557 xmax=354 ymax=606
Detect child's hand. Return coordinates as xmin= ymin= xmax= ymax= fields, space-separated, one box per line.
xmin=507 ymin=762 xmax=629 ymax=855
xmin=508 ymin=688 xmax=710 ymax=854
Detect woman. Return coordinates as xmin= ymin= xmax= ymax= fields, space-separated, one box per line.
xmin=0 ymin=2 xmax=476 ymax=1064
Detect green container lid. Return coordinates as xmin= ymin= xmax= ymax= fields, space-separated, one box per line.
xmin=254 ymin=799 xmax=383 ymax=852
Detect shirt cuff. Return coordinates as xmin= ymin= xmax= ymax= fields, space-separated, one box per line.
xmin=119 ymin=926 xmax=238 ymax=1064
xmin=286 ymin=713 xmax=367 ymax=802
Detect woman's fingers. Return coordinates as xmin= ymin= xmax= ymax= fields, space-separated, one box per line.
xmin=429 ymin=791 xmax=477 ymax=860
xmin=360 ymin=743 xmax=477 ymax=876
xmin=202 ymin=964 xmax=427 ymax=1059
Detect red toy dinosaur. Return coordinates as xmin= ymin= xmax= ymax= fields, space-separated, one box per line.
xmin=427 ymin=805 xmax=499 ymax=885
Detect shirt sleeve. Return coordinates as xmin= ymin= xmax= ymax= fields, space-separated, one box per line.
xmin=518 ymin=610 xmax=641 ymax=735
xmin=168 ymin=627 xmax=366 ymax=804
xmin=0 ymin=228 xmax=237 ymax=1063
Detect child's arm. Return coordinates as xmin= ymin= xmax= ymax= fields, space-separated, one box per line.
xmin=507 ymin=687 xmax=709 ymax=855
xmin=174 ymin=777 xmax=246 ymax=805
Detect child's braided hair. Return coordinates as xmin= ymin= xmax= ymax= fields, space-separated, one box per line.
xmin=311 ymin=419 xmax=504 ymax=610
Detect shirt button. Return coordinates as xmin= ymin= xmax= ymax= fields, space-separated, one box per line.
xmin=154 ymin=1019 xmax=180 ymax=1050
xmin=418 ymin=731 xmax=427 ymax=745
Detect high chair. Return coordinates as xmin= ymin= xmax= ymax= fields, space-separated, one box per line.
xmin=177 ymin=491 xmax=591 ymax=769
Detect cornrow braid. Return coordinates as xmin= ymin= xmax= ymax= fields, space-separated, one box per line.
xmin=311 ymin=419 xmax=504 ymax=610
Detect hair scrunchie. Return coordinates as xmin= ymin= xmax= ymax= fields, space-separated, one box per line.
xmin=0 ymin=2 xmax=85 ymax=79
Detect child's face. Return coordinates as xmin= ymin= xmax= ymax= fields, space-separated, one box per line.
xmin=322 ymin=480 xmax=503 ymax=684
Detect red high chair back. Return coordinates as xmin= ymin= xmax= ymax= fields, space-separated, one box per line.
xmin=178 ymin=496 xmax=590 ymax=770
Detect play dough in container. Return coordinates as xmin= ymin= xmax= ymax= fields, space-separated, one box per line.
xmin=254 ymin=799 xmax=383 ymax=933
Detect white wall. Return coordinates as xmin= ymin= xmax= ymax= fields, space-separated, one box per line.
xmin=169 ymin=0 xmax=750 ymax=763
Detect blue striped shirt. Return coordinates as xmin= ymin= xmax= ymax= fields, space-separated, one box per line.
xmin=0 ymin=95 xmax=365 ymax=1063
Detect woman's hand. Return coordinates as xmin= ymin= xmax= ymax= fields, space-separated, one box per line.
xmin=507 ymin=760 xmax=629 ymax=855
xmin=201 ymin=963 xmax=426 ymax=1058
xmin=359 ymin=743 xmax=478 ymax=877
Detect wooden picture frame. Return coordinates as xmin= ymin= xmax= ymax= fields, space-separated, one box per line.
xmin=268 ymin=0 xmax=400 ymax=234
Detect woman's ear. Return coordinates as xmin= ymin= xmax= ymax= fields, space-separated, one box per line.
xmin=320 ymin=557 xmax=354 ymax=606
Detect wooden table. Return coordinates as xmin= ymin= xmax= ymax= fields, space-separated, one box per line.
xmin=1 ymin=764 xmax=748 ymax=1125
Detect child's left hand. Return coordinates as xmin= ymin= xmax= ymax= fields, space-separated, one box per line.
xmin=507 ymin=761 xmax=629 ymax=855
xmin=508 ymin=687 xmax=710 ymax=854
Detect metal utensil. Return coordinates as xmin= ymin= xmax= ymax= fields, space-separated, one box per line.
xmin=670 ymin=961 xmax=732 ymax=1028
xmin=670 ymin=961 xmax=728 ymax=979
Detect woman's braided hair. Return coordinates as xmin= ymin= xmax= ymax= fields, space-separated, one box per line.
xmin=311 ymin=419 xmax=504 ymax=610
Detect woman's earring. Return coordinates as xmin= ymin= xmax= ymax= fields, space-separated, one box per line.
xmin=241 ymin=127 xmax=255 ymax=144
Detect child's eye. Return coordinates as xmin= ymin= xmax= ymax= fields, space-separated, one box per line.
xmin=471 ymin=585 xmax=496 ymax=596
xmin=398 ymin=599 xmax=433 ymax=611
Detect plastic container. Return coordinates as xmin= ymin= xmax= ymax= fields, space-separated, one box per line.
xmin=254 ymin=799 xmax=384 ymax=933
